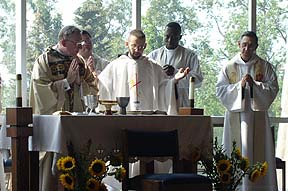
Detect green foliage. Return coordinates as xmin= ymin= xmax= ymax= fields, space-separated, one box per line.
xmin=198 ymin=0 xmax=287 ymax=116
xmin=0 ymin=1 xmax=15 ymax=74
xmin=0 ymin=1 xmax=16 ymax=110
xmin=200 ymin=138 xmax=268 ymax=190
xmin=26 ymin=0 xmax=63 ymax=76
xmin=142 ymin=0 xmax=201 ymax=53
xmin=105 ymin=0 xmax=132 ymax=58
xmin=74 ymin=0 xmax=131 ymax=60
xmin=57 ymin=140 xmax=125 ymax=190
xmin=74 ymin=0 xmax=110 ymax=58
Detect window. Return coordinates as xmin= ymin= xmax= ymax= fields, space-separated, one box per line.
xmin=0 ymin=0 xmax=286 ymax=119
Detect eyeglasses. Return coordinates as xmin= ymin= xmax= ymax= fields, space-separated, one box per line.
xmin=130 ymin=44 xmax=145 ymax=51
xmin=65 ymin=39 xmax=83 ymax=48
xmin=81 ymin=40 xmax=92 ymax=46
xmin=240 ymin=43 xmax=257 ymax=50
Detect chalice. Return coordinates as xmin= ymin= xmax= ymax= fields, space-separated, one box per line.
xmin=116 ymin=97 xmax=130 ymax=115
xmin=83 ymin=95 xmax=98 ymax=115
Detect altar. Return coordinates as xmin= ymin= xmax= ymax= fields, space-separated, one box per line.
xmin=31 ymin=114 xmax=211 ymax=157
xmin=1 ymin=114 xmax=212 ymax=190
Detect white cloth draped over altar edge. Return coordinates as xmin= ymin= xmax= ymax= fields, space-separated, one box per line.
xmin=0 ymin=114 xmax=212 ymax=191
xmin=0 ymin=115 xmax=9 ymax=191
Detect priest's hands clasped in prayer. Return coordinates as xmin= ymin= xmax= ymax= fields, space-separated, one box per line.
xmin=29 ymin=25 xmax=99 ymax=191
xmin=29 ymin=25 xmax=98 ymax=115
xmin=98 ymin=29 xmax=189 ymax=115
xmin=66 ymin=58 xmax=81 ymax=85
xmin=241 ymin=74 xmax=254 ymax=87
xmin=78 ymin=30 xmax=110 ymax=77
xmin=83 ymin=53 xmax=99 ymax=80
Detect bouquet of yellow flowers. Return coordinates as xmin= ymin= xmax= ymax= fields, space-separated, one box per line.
xmin=200 ymin=138 xmax=268 ymax=191
xmin=57 ymin=140 xmax=126 ymax=191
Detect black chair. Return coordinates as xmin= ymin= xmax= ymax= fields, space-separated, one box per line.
xmin=122 ymin=129 xmax=212 ymax=191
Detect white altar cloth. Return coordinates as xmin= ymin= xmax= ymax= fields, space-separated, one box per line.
xmin=29 ymin=115 xmax=211 ymax=158
xmin=0 ymin=114 xmax=212 ymax=190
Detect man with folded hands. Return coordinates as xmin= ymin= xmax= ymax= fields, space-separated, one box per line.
xmin=29 ymin=25 xmax=98 ymax=115
xmin=29 ymin=25 xmax=98 ymax=191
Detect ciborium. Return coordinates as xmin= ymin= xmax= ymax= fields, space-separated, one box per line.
xmin=98 ymin=100 xmax=117 ymax=115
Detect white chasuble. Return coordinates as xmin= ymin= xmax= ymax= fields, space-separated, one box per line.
xmin=148 ymin=46 xmax=203 ymax=107
xmin=98 ymin=55 xmax=178 ymax=115
xmin=216 ymin=53 xmax=279 ymax=191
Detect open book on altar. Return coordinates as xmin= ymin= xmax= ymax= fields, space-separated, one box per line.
xmin=127 ymin=110 xmax=167 ymax=115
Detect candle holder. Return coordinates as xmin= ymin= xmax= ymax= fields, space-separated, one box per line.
xmin=179 ymin=76 xmax=203 ymax=115
xmin=178 ymin=107 xmax=204 ymax=115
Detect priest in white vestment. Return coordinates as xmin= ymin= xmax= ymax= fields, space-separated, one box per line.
xmin=148 ymin=22 xmax=203 ymax=107
xmin=97 ymin=29 xmax=189 ymax=190
xmin=98 ymin=29 xmax=190 ymax=115
xmin=216 ymin=31 xmax=278 ymax=191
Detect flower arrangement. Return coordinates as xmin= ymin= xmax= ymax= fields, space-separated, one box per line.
xmin=57 ymin=140 xmax=126 ymax=191
xmin=200 ymin=138 xmax=268 ymax=191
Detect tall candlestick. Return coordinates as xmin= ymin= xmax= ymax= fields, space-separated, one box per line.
xmin=188 ymin=77 xmax=195 ymax=108
xmin=16 ymin=74 xmax=22 ymax=107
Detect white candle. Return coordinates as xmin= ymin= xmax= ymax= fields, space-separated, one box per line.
xmin=16 ymin=74 xmax=22 ymax=98
xmin=188 ymin=77 xmax=195 ymax=100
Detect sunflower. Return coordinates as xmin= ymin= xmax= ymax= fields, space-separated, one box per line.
xmin=234 ymin=148 xmax=242 ymax=160
xmin=86 ymin=178 xmax=100 ymax=191
xmin=220 ymin=172 xmax=231 ymax=184
xmin=57 ymin=157 xmax=64 ymax=170
xmin=89 ymin=159 xmax=107 ymax=177
xmin=57 ymin=156 xmax=76 ymax=171
xmin=260 ymin=161 xmax=268 ymax=176
xmin=114 ymin=167 xmax=126 ymax=182
xmin=59 ymin=173 xmax=75 ymax=190
xmin=216 ymin=159 xmax=231 ymax=173
xmin=240 ymin=157 xmax=249 ymax=171
xmin=249 ymin=169 xmax=261 ymax=182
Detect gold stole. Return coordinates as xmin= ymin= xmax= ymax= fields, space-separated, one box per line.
xmin=226 ymin=60 xmax=264 ymax=84
xmin=226 ymin=60 xmax=266 ymax=162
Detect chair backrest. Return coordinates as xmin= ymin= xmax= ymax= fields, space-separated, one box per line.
xmin=123 ymin=129 xmax=179 ymax=157
xmin=122 ymin=129 xmax=179 ymax=190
